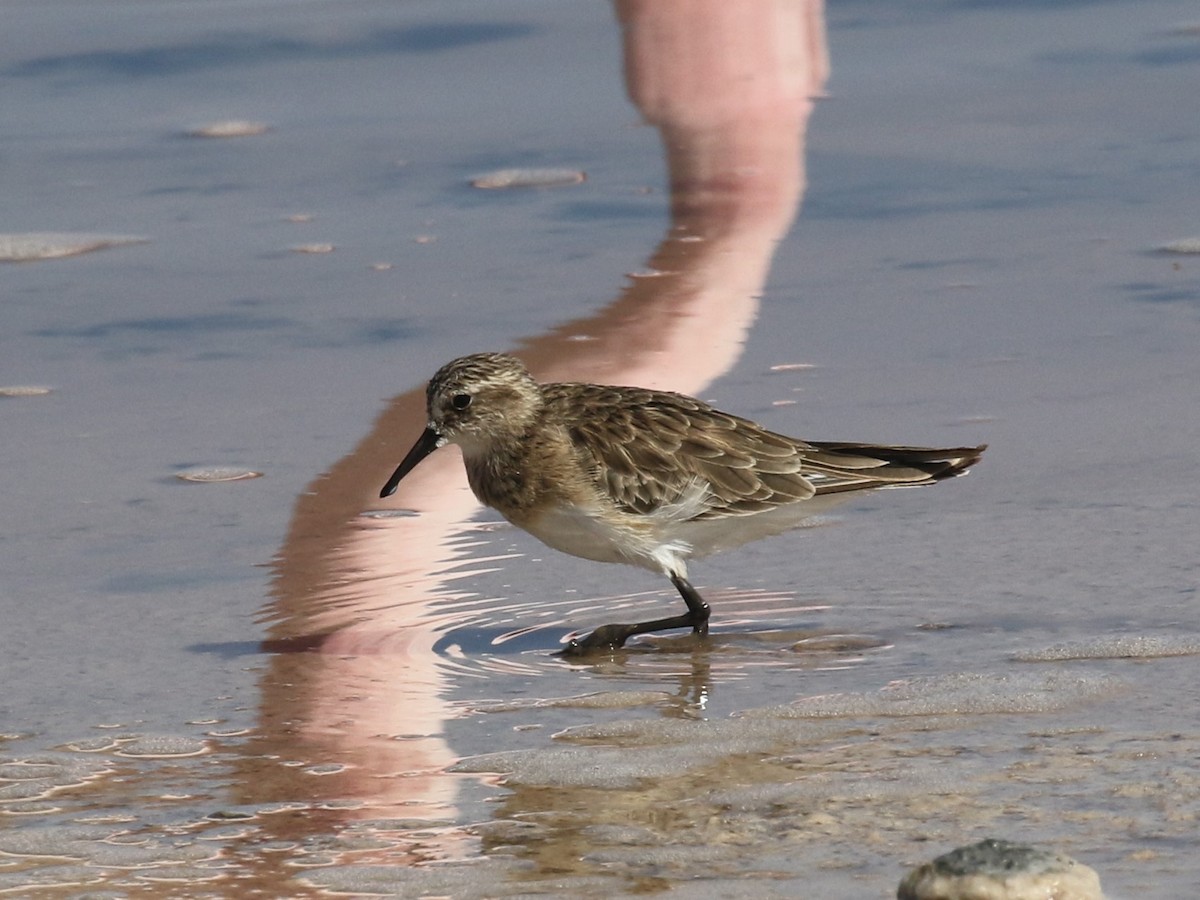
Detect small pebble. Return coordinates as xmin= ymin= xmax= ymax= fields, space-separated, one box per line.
xmin=114 ymin=735 xmax=209 ymax=758
xmin=898 ymin=838 xmax=1102 ymax=900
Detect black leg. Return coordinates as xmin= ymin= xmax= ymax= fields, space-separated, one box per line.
xmin=670 ymin=573 xmax=711 ymax=636
xmin=561 ymin=573 xmax=711 ymax=655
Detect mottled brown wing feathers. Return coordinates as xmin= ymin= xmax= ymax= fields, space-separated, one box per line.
xmin=545 ymin=383 xmax=985 ymax=516
xmin=547 ymin=384 xmax=816 ymax=518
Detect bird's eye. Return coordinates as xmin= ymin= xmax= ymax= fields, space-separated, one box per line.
xmin=451 ymin=393 xmax=472 ymax=411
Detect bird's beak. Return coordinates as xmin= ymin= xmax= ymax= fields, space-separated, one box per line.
xmin=379 ymin=427 xmax=446 ymax=498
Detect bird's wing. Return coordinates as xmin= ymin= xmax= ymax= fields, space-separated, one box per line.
xmin=545 ymin=384 xmax=817 ymax=519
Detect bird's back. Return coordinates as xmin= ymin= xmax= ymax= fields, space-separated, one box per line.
xmin=544 ymin=382 xmax=984 ymax=525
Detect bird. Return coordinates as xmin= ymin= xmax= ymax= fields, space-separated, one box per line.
xmin=380 ymin=352 xmax=985 ymax=654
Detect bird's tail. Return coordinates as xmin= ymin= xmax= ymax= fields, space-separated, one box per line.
xmin=802 ymin=442 xmax=987 ymax=495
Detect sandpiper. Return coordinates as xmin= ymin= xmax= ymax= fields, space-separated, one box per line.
xmin=381 ymin=353 xmax=985 ymax=654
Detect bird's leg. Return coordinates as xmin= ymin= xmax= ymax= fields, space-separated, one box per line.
xmin=560 ymin=574 xmax=711 ymax=655
xmin=670 ymin=573 xmax=711 ymax=636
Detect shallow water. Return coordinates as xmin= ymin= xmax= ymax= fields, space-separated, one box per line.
xmin=3 ymin=0 xmax=1200 ymax=896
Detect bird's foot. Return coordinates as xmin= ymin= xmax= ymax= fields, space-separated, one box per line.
xmin=560 ymin=615 xmax=711 ymax=657
xmin=560 ymin=623 xmax=634 ymax=657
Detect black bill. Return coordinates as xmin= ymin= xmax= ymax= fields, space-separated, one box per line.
xmin=379 ymin=427 xmax=445 ymax=498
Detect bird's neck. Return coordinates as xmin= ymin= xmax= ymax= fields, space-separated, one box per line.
xmin=462 ymin=417 xmax=576 ymax=518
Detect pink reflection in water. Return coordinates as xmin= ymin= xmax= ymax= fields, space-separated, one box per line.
xmin=246 ymin=0 xmax=829 ymax=860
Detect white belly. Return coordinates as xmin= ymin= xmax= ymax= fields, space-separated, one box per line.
xmin=519 ymin=502 xmax=691 ymax=577
xmin=514 ymin=489 xmax=857 ymax=580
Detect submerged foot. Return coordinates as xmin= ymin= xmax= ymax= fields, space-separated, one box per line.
xmin=560 ymin=617 xmax=710 ymax=657
xmin=560 ymin=623 xmax=636 ymax=656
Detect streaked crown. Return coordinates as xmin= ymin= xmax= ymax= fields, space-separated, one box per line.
xmin=425 ymin=353 xmax=542 ymax=449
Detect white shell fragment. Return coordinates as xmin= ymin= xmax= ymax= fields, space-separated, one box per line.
xmin=1161 ymin=236 xmax=1200 ymax=254
xmin=470 ymin=168 xmax=586 ymax=189
xmin=0 ymin=233 xmax=149 ymax=263
xmin=186 ymin=120 xmax=271 ymax=138
xmin=175 ymin=467 xmax=263 ymax=483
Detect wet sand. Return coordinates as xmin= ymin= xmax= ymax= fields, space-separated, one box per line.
xmin=3 ymin=0 xmax=1199 ymax=896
